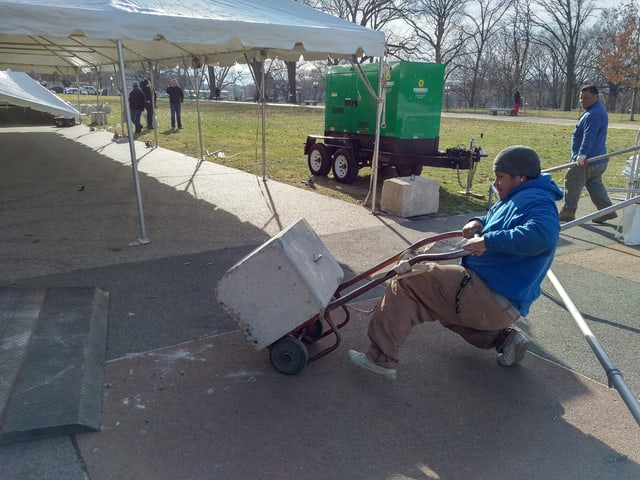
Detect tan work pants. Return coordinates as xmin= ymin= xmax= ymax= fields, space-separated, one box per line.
xmin=366 ymin=263 xmax=520 ymax=368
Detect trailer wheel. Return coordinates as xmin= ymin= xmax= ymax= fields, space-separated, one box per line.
xmin=332 ymin=148 xmax=358 ymax=184
xmin=307 ymin=143 xmax=331 ymax=176
xmin=396 ymin=164 xmax=423 ymax=177
xmin=270 ymin=336 xmax=309 ymax=375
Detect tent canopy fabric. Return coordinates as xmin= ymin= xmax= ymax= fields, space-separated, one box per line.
xmin=0 ymin=0 xmax=386 ymax=73
xmin=0 ymin=70 xmax=79 ymax=118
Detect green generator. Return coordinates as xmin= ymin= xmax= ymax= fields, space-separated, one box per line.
xmin=325 ymin=61 xmax=444 ymax=154
xmin=304 ymin=61 xmax=485 ymax=185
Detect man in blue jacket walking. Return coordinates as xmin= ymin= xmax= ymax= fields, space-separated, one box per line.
xmin=348 ymin=146 xmax=563 ymax=379
xmin=559 ymin=85 xmax=616 ymax=223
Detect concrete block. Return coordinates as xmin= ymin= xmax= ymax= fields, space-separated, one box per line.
xmin=217 ymin=218 xmax=344 ymax=350
xmin=90 ymin=112 xmax=107 ymax=125
xmin=380 ymin=176 xmax=440 ymax=217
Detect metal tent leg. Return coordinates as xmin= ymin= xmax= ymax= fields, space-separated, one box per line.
xmin=546 ymin=269 xmax=640 ymax=427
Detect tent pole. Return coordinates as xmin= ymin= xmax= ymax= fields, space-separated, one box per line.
xmin=117 ymin=39 xmax=150 ymax=245
xmin=148 ymin=61 xmax=158 ymax=147
xmin=185 ymin=56 xmax=206 ymax=162
xmin=261 ymin=51 xmax=267 ymax=181
xmin=546 ymin=269 xmax=640 ymax=426
xmin=370 ymin=56 xmax=386 ymax=214
xmin=195 ymin=61 xmax=205 ymax=161
xmin=113 ymin=65 xmax=125 ymax=137
xmin=75 ymin=68 xmax=80 ymax=109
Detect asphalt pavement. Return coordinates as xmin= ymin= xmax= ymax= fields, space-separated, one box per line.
xmin=0 ymin=122 xmax=638 ymax=479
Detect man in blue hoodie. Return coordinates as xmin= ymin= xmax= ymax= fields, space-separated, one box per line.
xmin=348 ymin=146 xmax=563 ymax=379
xmin=559 ymin=85 xmax=616 ymax=223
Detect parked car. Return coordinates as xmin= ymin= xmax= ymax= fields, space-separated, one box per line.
xmin=64 ymin=87 xmax=78 ymax=94
xmin=49 ymin=86 xmax=64 ymax=94
xmin=80 ymin=86 xmax=98 ymax=95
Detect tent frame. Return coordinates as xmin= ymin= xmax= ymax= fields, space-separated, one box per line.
xmin=0 ymin=0 xmax=386 ymax=244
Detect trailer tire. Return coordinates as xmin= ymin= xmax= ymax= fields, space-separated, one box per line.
xmin=395 ymin=164 xmax=423 ymax=177
xmin=307 ymin=143 xmax=331 ymax=177
xmin=332 ymin=148 xmax=358 ymax=184
xmin=269 ymin=336 xmax=309 ymax=375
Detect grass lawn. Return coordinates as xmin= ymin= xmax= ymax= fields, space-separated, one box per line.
xmin=71 ymin=95 xmax=639 ymax=215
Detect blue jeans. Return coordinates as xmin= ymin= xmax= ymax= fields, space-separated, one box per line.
xmin=130 ymin=109 xmax=143 ymax=133
xmin=170 ymin=102 xmax=182 ymax=128
xmin=562 ymin=162 xmax=612 ymax=211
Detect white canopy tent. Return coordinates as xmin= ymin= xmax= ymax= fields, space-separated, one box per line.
xmin=0 ymin=0 xmax=385 ymax=72
xmin=0 ymin=0 xmax=386 ymax=242
xmin=0 ymin=70 xmax=79 ymax=118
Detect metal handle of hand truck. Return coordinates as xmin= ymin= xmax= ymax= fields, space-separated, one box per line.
xmin=328 ymin=238 xmax=472 ymax=311
xmin=337 ymin=231 xmax=465 ymax=293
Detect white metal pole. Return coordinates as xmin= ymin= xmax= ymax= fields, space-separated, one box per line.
xmin=370 ymin=57 xmax=385 ymax=214
xmin=546 ymin=270 xmax=640 ymax=426
xmin=544 ymin=144 xmax=640 ymax=173
xmin=261 ymin=51 xmax=267 ymax=181
xmin=117 ymin=39 xmax=149 ymax=245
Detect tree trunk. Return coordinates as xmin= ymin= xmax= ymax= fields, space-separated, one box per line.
xmin=286 ymin=61 xmax=297 ymax=104
xmin=564 ymin=55 xmax=576 ymax=112
xmin=208 ymin=65 xmax=216 ymax=100
xmin=630 ymin=87 xmax=637 ymax=121
xmin=607 ymin=83 xmax=618 ymax=114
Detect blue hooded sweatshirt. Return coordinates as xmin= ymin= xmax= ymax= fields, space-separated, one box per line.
xmin=462 ymin=173 xmax=563 ymax=316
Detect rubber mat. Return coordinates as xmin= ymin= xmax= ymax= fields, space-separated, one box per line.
xmin=0 ymin=287 xmax=109 ymax=444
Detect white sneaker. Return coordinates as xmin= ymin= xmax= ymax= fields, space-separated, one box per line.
xmin=348 ymin=350 xmax=397 ymax=379
xmin=497 ymin=331 xmax=529 ymax=367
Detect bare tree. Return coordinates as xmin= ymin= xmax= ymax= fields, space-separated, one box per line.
xmin=532 ymin=0 xmax=597 ymax=111
xmin=308 ymin=1 xmax=412 ymax=60
xmin=463 ymin=0 xmax=514 ymax=107
xmin=205 ymin=65 xmax=247 ymax=99
xmin=509 ymin=0 xmax=533 ymax=96
xmin=485 ymin=0 xmax=533 ymax=109
xmin=404 ymin=0 xmax=470 ymax=66
xmin=314 ymin=0 xmax=406 ymax=28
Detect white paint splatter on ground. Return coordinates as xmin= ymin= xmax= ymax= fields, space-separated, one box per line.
xmin=122 ymin=394 xmax=146 ymax=409
xmin=223 ymin=371 xmax=261 ymax=382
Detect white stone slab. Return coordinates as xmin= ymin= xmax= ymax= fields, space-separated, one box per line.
xmin=380 ymin=176 xmax=440 ymax=217
xmin=216 ymin=218 xmax=344 ymax=350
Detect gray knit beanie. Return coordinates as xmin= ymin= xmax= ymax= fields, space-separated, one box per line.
xmin=493 ymin=145 xmax=541 ymax=178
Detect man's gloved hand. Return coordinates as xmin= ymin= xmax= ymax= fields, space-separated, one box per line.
xmin=576 ymin=154 xmax=588 ymax=166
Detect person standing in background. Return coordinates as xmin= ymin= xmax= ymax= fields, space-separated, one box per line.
xmin=140 ymin=75 xmax=157 ymax=130
xmin=128 ymin=82 xmax=145 ymax=135
xmin=165 ymin=79 xmax=184 ymax=130
xmin=513 ymin=90 xmax=521 ymax=116
xmin=559 ymin=85 xmax=616 ymax=223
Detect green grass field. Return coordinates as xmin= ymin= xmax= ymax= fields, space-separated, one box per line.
xmin=71 ymin=94 xmax=639 ymax=214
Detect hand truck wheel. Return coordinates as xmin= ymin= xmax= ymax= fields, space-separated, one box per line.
xmin=269 ymin=336 xmax=309 ymax=375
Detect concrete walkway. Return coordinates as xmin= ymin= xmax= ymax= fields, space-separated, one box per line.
xmin=0 ymin=125 xmax=638 ymax=479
